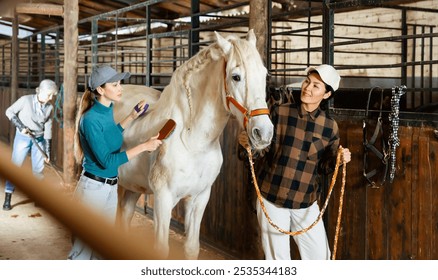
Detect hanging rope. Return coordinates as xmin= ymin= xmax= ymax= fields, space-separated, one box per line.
xmin=243 ymin=140 xmax=347 ymax=259
xmin=388 ymin=85 xmax=406 ymax=183
xmin=53 ymin=83 xmax=64 ymax=128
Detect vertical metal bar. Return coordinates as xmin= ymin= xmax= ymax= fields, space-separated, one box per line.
xmin=135 ymin=53 xmax=138 ymax=83
xmin=401 ymin=9 xmax=407 ymax=109
xmin=173 ymin=37 xmax=177 ymax=70
xmin=283 ymin=40 xmax=286 ymax=85
xmin=411 ymin=26 xmax=416 ymax=108
xmin=267 ymin=0 xmax=272 ymax=71
xmin=91 ymin=18 xmax=98 ymax=68
xmin=31 ymin=36 xmax=38 ymax=86
xmin=84 ymin=49 xmax=89 ymax=77
xmin=322 ymin=0 xmax=334 ymax=66
xmin=55 ymin=28 xmax=61 ymax=86
xmin=10 ymin=13 xmax=19 ymax=143
xmin=115 ymin=13 xmax=119 ymax=68
xmin=190 ymin=0 xmax=200 ymax=57
xmin=40 ymin=33 xmax=46 ymax=82
xmin=146 ymin=5 xmax=152 ymax=87
xmin=273 ymin=40 xmax=277 ymax=85
xmin=307 ymin=0 xmax=311 ymax=66
xmin=420 ymin=25 xmax=425 ymax=105
xmin=323 ymin=0 xmax=335 ymax=109
xmin=121 ymin=46 xmax=125 ymax=74
xmin=27 ymin=38 xmax=31 ymax=88
xmin=1 ymin=46 xmax=4 ymax=85
xmin=429 ymin=26 xmax=433 ymax=102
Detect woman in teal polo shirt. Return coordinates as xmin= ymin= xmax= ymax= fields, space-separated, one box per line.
xmin=68 ymin=65 xmax=162 ymax=260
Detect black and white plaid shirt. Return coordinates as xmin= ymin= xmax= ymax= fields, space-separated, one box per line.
xmin=258 ymin=102 xmax=339 ymax=209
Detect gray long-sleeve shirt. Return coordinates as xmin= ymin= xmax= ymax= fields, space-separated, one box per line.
xmin=5 ymin=94 xmax=54 ymax=139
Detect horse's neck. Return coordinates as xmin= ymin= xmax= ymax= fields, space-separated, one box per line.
xmin=173 ymin=57 xmax=230 ymax=144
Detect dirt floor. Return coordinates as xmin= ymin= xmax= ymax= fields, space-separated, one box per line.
xmin=0 ymin=157 xmax=230 ymax=260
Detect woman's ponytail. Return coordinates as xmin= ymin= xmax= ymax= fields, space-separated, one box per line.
xmin=74 ymin=88 xmax=95 ymax=164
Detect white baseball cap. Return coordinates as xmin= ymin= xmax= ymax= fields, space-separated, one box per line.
xmin=36 ymin=79 xmax=58 ymax=98
xmin=305 ymin=64 xmax=341 ymax=92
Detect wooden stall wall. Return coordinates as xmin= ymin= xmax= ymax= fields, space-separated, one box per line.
xmin=0 ymin=87 xmax=11 ymax=143
xmin=1 ymin=87 xmax=33 ymax=143
xmin=326 ymin=119 xmax=438 ymax=260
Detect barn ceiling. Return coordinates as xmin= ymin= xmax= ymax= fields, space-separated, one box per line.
xmin=0 ymin=0 xmax=427 ymax=40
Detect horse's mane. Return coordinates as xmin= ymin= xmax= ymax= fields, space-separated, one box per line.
xmin=175 ymin=34 xmax=247 ymax=88
xmin=171 ymin=42 xmax=223 ymax=116
xmin=170 ymin=34 xmax=247 ymax=118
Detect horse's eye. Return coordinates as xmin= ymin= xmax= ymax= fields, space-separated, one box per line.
xmin=232 ymin=74 xmax=241 ymax=82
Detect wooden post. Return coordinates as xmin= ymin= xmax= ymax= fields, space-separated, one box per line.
xmin=249 ymin=0 xmax=268 ymax=64
xmin=63 ymin=0 xmax=78 ymax=189
xmin=9 ymin=12 xmax=18 ymax=143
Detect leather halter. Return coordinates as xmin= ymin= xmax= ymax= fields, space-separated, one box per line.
xmin=223 ymin=62 xmax=270 ymax=130
xmin=226 ymin=96 xmax=270 ymax=129
xmin=363 ymin=86 xmax=389 ymax=188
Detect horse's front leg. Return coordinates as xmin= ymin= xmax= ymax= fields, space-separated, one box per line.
xmin=153 ymin=190 xmax=174 ymax=258
xmin=184 ymin=186 xmax=213 ymax=259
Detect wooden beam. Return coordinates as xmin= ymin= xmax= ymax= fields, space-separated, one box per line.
xmin=16 ymin=3 xmax=63 ymax=16
xmin=249 ymin=0 xmax=268 ymax=63
xmin=63 ymin=0 xmax=78 ymax=189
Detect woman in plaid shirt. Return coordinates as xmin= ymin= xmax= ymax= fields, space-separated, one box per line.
xmin=256 ymin=64 xmax=351 ymax=260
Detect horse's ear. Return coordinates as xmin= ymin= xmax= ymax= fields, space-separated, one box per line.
xmin=246 ymin=29 xmax=257 ymax=47
xmin=215 ymin=31 xmax=232 ymax=55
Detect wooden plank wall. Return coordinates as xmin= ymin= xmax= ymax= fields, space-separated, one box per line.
xmin=0 ymin=87 xmax=33 ymax=143
xmin=0 ymin=87 xmax=11 ymax=142
xmin=326 ymin=119 xmax=438 ymax=260
xmin=1 ymin=86 xmax=437 ymax=259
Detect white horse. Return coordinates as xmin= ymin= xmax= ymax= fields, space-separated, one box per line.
xmin=114 ymin=30 xmax=273 ymax=259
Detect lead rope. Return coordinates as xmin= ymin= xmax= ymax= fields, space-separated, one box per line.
xmin=388 ymin=85 xmax=406 ymax=183
xmin=244 ymin=143 xmax=347 ymax=260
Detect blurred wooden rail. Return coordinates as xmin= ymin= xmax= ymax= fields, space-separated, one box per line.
xmin=0 ymin=142 xmax=184 ymax=260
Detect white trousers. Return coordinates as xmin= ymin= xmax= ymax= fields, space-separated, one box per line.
xmin=68 ymin=175 xmax=118 ymax=260
xmin=257 ymin=197 xmax=331 ymax=260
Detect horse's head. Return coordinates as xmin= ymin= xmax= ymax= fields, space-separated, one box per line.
xmin=215 ymin=30 xmax=274 ymax=150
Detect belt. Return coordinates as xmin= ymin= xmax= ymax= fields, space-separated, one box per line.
xmin=83 ymin=171 xmax=118 ymax=185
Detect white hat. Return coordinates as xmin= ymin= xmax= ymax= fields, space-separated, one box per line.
xmin=305 ymin=64 xmax=341 ymax=92
xmin=37 ymin=79 xmax=58 ymax=97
